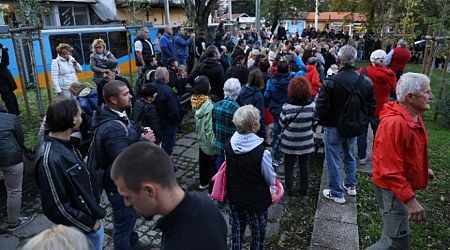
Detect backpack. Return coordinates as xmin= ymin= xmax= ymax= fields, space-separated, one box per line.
xmin=335 ymin=69 xmax=367 ymax=138
xmin=85 ymin=119 xmax=128 ymax=202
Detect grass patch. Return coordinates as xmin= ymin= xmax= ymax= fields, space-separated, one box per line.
xmin=357 ymin=63 xmax=450 ymax=249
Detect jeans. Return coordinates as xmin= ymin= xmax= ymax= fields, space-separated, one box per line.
xmin=271 ymin=115 xmax=281 ymax=162
xmin=367 ymin=185 xmax=410 ymax=250
xmin=0 ymin=162 xmax=23 ymax=224
xmin=161 ymin=125 xmax=177 ymax=155
xmin=357 ymin=116 xmax=380 ymax=159
xmin=229 ymin=204 xmax=268 ymax=250
xmin=87 ymin=221 xmax=104 ymax=250
xmin=107 ymin=192 xmax=138 ymax=250
xmin=323 ymin=127 xmax=357 ymax=198
xmin=284 ymin=153 xmax=310 ymax=196
xmin=215 ymin=154 xmax=225 ymax=170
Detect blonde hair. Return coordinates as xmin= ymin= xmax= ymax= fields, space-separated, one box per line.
xmin=69 ymin=81 xmax=96 ymax=96
xmin=232 ymin=105 xmax=260 ymax=133
xmin=92 ymin=38 xmax=106 ymax=52
xmin=20 ymin=224 xmax=90 ymax=250
xmin=56 ymin=43 xmax=73 ymax=54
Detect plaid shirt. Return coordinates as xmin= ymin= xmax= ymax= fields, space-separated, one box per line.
xmin=213 ymin=98 xmax=239 ymax=154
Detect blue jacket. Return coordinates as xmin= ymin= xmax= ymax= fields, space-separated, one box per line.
xmin=237 ymin=85 xmax=266 ymax=139
xmin=174 ymin=34 xmax=193 ymax=61
xmin=77 ymin=87 xmax=98 ymax=117
xmin=159 ymin=33 xmax=177 ymax=63
xmin=264 ymin=72 xmax=291 ymax=117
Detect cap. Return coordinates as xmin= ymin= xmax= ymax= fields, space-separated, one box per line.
xmin=100 ymin=61 xmax=118 ymax=70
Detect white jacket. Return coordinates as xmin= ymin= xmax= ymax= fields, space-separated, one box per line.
xmin=51 ymin=55 xmax=81 ymax=93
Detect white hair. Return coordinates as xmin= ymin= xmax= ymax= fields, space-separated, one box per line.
xmin=154 ymin=67 xmax=167 ymax=80
xmin=370 ymin=49 xmax=387 ymax=65
xmin=232 ymin=105 xmax=260 ymax=133
xmin=337 ymin=45 xmax=357 ymax=66
xmin=223 ymin=78 xmax=241 ymax=99
xmin=20 ymin=225 xmax=90 ymax=250
xmin=396 ymin=73 xmax=430 ymax=102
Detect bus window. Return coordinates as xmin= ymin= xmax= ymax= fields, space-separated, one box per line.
xmin=81 ymin=32 xmax=108 ymax=64
xmin=49 ymin=34 xmax=83 ymax=64
xmin=108 ymin=31 xmax=129 ymax=59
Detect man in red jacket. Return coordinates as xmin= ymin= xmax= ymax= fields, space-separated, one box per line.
xmin=369 ymin=72 xmax=435 ymax=249
xmin=386 ymin=39 xmax=411 ymax=82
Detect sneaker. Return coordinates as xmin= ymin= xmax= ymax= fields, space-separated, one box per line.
xmin=7 ymin=214 xmax=36 ymax=231
xmin=358 ymin=157 xmax=367 ymax=165
xmin=199 ymin=184 xmax=209 ymax=190
xmin=322 ymin=189 xmax=346 ymax=204
xmin=343 ymin=183 xmax=357 ymax=196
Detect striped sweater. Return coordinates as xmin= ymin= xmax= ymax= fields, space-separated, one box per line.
xmin=279 ymin=101 xmax=316 ymax=155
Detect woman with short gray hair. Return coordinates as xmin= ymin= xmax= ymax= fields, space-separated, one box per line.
xmin=226 ymin=105 xmax=276 ymax=250
xmin=212 ymin=78 xmax=241 ymax=169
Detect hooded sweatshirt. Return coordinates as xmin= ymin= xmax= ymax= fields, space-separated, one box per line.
xmin=230 ymin=132 xmax=276 ymax=186
xmin=305 ymin=64 xmax=322 ymax=96
xmin=264 ymin=72 xmax=291 ymax=117
xmin=237 ymin=85 xmax=266 ymax=139
xmin=372 ymin=102 xmax=429 ymax=203
xmin=192 ymin=95 xmax=216 ymax=155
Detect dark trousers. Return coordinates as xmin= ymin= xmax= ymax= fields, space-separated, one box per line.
xmin=198 ymin=149 xmax=216 ymax=186
xmin=161 ymin=125 xmax=177 ymax=155
xmin=284 ymin=153 xmax=310 ymax=196
xmin=107 ymin=192 xmax=138 ymax=250
xmin=229 ymin=204 xmax=268 ymax=250
xmin=1 ymin=91 xmax=20 ymax=115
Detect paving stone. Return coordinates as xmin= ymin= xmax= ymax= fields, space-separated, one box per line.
xmin=183 ymin=145 xmax=199 ymax=159
xmin=265 ymin=221 xmax=280 ymax=237
xmin=13 ymin=214 xmax=54 ymax=238
xmin=0 ymin=234 xmax=20 ymax=250
xmin=184 ymin=132 xmax=198 ymax=139
xmin=310 ymin=218 xmax=359 ymax=250
xmin=172 ymin=145 xmax=186 ymax=155
xmin=175 ymin=138 xmax=197 ymax=147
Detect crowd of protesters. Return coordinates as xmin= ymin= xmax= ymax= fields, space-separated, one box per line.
xmin=0 ymin=22 xmax=436 ymax=250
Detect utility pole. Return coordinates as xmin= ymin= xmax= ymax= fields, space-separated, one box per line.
xmin=255 ymin=0 xmax=260 ymax=31
xmin=164 ymin=0 xmax=170 ymax=25
xmin=315 ymin=0 xmax=319 ymax=30
xmin=228 ymin=0 xmax=232 ymax=22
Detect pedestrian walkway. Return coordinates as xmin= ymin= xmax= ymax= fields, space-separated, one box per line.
xmin=310 ymin=130 xmax=373 ymax=249
xmin=0 ymin=114 xmax=286 ymax=249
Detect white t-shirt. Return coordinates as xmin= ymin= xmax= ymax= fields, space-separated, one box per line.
xmin=135 ymin=40 xmax=143 ymax=52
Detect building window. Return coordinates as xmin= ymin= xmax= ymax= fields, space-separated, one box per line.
xmin=108 ymin=31 xmax=129 ymax=59
xmin=49 ymin=34 xmax=84 ymax=63
xmin=58 ymin=6 xmax=90 ymax=26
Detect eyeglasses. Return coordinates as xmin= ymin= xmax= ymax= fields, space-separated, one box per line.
xmin=95 ymin=46 xmax=103 ymax=49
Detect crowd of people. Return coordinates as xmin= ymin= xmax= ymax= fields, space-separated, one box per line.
xmin=0 ymin=23 xmax=436 ymax=250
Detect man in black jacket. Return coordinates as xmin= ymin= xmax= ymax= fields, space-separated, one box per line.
xmin=316 ymin=45 xmax=375 ymax=204
xmin=152 ymin=67 xmax=181 ymax=156
xmin=112 ymin=142 xmax=227 ymax=250
xmin=92 ymin=80 xmax=155 ymax=249
xmin=188 ymin=45 xmax=225 ymax=102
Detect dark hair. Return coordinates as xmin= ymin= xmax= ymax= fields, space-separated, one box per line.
xmin=167 ymin=57 xmax=178 ymax=67
xmin=238 ymin=39 xmax=245 ymax=46
xmin=205 ymin=45 xmax=218 ymax=58
xmin=232 ymin=54 xmax=245 ymax=66
xmin=288 ymin=76 xmax=311 ymax=102
xmin=247 ymin=69 xmax=264 ymax=89
xmin=277 ymin=61 xmax=289 ymax=73
xmin=111 ymin=142 xmax=176 ymax=192
xmin=103 ymin=80 xmax=127 ymax=104
xmin=258 ymin=58 xmax=270 ymax=72
xmin=45 ymin=98 xmax=79 ymax=132
xmin=140 ymin=83 xmax=157 ymax=99
xmin=193 ymin=75 xmax=210 ymax=95
xmin=231 ymin=65 xmax=249 ymax=85
xmin=254 ymin=54 xmax=265 ymax=66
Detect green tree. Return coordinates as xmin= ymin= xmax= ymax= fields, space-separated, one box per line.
xmin=184 ymin=0 xmax=219 ymax=33
xmin=261 ymin=0 xmax=328 ymax=27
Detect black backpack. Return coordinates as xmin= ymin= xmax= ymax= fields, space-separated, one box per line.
xmin=335 ymin=69 xmax=367 ymax=138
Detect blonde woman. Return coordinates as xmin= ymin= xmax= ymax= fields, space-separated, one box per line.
xmin=51 ymin=43 xmax=82 ymax=98
xmin=89 ymin=38 xmax=118 ymax=84
xmin=20 ymin=225 xmax=90 ymax=250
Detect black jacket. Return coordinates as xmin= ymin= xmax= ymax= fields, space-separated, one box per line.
xmin=131 ymin=99 xmax=162 ymax=144
xmin=316 ymin=66 xmax=376 ymax=127
xmin=0 ymin=112 xmax=24 ymax=167
xmin=0 ymin=45 xmax=17 ymax=93
xmin=35 ymin=136 xmax=106 ymax=233
xmin=92 ymin=106 xmax=143 ymax=192
xmin=188 ymin=58 xmax=225 ymax=99
xmin=152 ymin=79 xmax=182 ymax=127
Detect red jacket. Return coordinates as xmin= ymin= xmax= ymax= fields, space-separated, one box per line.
xmin=359 ymin=66 xmax=396 ymax=117
xmin=305 ymin=65 xmax=322 ymax=96
xmin=388 ymin=47 xmax=411 ymax=72
xmin=372 ymin=103 xmax=429 ymax=203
